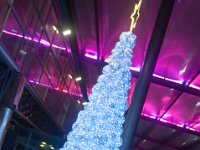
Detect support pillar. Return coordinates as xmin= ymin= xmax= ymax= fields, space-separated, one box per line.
xmin=0 ymin=73 xmax=25 ymax=149
xmin=0 ymin=107 xmax=12 ymax=148
xmin=121 ymin=0 xmax=175 ymax=149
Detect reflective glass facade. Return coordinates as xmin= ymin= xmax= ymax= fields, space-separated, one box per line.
xmin=0 ymin=0 xmax=82 ymax=129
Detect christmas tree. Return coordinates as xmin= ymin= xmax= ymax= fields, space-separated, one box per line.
xmin=60 ymin=31 xmax=136 ymax=150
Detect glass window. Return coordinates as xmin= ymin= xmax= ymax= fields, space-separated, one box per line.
xmin=46 ymin=52 xmax=61 ymax=87
xmin=27 ymin=57 xmax=43 ymax=89
xmin=0 ymin=12 xmax=23 ymax=59
xmin=27 ymin=20 xmax=44 ymax=56
xmin=15 ymin=35 xmax=31 ymax=70
xmin=21 ymin=17 xmax=44 ymax=73
xmin=32 ymin=20 xmax=43 ymax=42
xmin=34 ymin=0 xmax=51 ymax=24
xmin=58 ymin=55 xmax=67 ymax=75
xmin=37 ymin=72 xmax=49 ymax=100
xmin=25 ymin=7 xmax=39 ymax=36
xmin=36 ymin=33 xmax=50 ymax=65
xmin=65 ymin=67 xmax=72 ymax=88
xmin=45 ymin=7 xmax=58 ymax=43
xmin=0 ymin=0 xmax=9 ymax=30
xmin=51 ymin=34 xmax=63 ymax=60
xmin=58 ymin=77 xmax=66 ymax=90
xmin=13 ymin=0 xmax=34 ymax=27
xmin=69 ymin=80 xmax=79 ymax=95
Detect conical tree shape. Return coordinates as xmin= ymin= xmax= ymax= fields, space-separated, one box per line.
xmin=61 ymin=32 xmax=136 ymax=150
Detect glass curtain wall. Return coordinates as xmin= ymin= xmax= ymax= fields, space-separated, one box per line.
xmin=0 ymin=0 xmax=82 ymax=129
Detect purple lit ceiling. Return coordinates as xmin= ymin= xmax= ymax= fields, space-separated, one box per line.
xmin=69 ymin=0 xmax=200 ymax=144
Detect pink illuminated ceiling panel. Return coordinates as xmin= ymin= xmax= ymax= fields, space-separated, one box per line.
xmin=141 ymin=83 xmax=177 ymax=118
xmin=100 ymin=0 xmax=161 ymax=68
xmin=192 ymin=123 xmax=200 ymax=131
xmin=74 ymin=0 xmax=161 ymax=67
xmin=163 ymin=93 xmax=200 ymax=128
xmin=190 ymin=74 xmax=200 ymax=87
xmin=154 ymin=0 xmax=200 ymax=83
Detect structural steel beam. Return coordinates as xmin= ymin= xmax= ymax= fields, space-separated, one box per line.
xmin=82 ymin=56 xmax=200 ymax=98
xmin=121 ymin=0 xmax=175 ymax=149
xmin=141 ymin=115 xmax=200 ymax=137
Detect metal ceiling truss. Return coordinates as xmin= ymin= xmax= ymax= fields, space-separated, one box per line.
xmin=83 ymin=56 xmax=200 ymax=98
xmin=141 ymin=116 xmax=200 ymax=137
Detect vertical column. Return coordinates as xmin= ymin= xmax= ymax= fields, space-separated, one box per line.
xmin=0 ymin=73 xmax=25 ymax=149
xmin=121 ymin=0 xmax=175 ymax=149
xmin=0 ymin=107 xmax=12 ymax=148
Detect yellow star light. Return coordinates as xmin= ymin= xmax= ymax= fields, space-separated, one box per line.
xmin=130 ymin=0 xmax=142 ymax=32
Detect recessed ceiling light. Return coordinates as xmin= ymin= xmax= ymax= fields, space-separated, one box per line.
xmin=182 ymin=142 xmax=187 ymax=146
xmin=194 ymin=137 xmax=199 ymax=141
xmin=179 ymin=66 xmax=187 ymax=75
xmin=196 ymin=101 xmax=200 ymax=107
xmin=68 ymin=74 xmax=73 ymax=79
xmin=41 ymin=141 xmax=46 ymax=145
xmin=40 ymin=144 xmax=45 ymax=147
xmin=142 ymin=140 xmax=146 ymax=143
xmin=53 ymin=25 xmax=57 ymax=31
xmin=20 ymin=49 xmax=27 ymax=55
xmin=50 ymin=145 xmax=54 ymax=149
xmin=82 ymin=102 xmax=88 ymax=105
xmin=75 ymin=77 xmax=82 ymax=81
xmin=63 ymin=30 xmax=71 ymax=36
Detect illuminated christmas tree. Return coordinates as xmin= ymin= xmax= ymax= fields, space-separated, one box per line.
xmin=61 ymin=31 xmax=136 ymax=150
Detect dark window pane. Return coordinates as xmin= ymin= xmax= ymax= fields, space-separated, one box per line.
xmin=45 ymin=7 xmax=58 ymax=42
xmin=45 ymin=89 xmax=67 ymax=123
xmin=58 ymin=77 xmax=66 ymax=90
xmin=37 ymin=72 xmax=49 ymax=100
xmin=33 ymin=21 xmax=43 ymax=41
xmin=36 ymin=33 xmax=50 ymax=65
xmin=69 ymin=80 xmax=79 ymax=95
xmin=34 ymin=0 xmax=51 ymax=24
xmin=58 ymin=55 xmax=67 ymax=74
xmin=25 ymin=8 xmax=39 ymax=36
xmin=0 ymin=12 xmax=23 ymax=59
xmin=27 ymin=57 xmax=42 ymax=89
xmin=13 ymin=0 xmax=34 ymax=27
xmin=27 ymin=21 xmax=43 ymax=57
xmin=0 ymin=0 xmax=9 ymax=30
xmin=52 ymin=34 xmax=63 ymax=60
xmin=15 ymin=35 xmax=31 ymax=70
xmin=46 ymin=52 xmax=61 ymax=87
xmin=65 ymin=67 xmax=72 ymax=88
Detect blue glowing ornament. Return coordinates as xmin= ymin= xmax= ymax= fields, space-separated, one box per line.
xmin=61 ymin=31 xmax=136 ymax=150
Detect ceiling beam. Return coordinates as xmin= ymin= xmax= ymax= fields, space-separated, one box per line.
xmin=134 ymin=124 xmax=155 ymax=148
xmin=180 ymin=138 xmax=200 ymax=150
xmin=82 ymin=56 xmax=200 ymax=98
xmin=141 ymin=116 xmax=200 ymax=137
xmin=135 ymin=134 xmax=179 ymax=150
xmin=94 ymin=0 xmax=102 ymax=75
